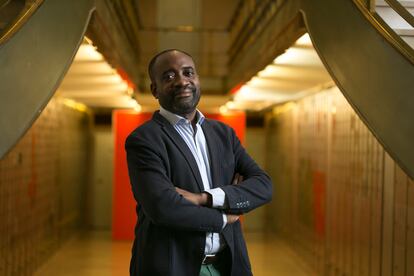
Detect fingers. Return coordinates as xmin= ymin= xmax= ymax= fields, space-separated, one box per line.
xmin=232 ymin=173 xmax=239 ymax=185
xmin=232 ymin=173 xmax=244 ymax=185
xmin=226 ymin=214 xmax=240 ymax=224
xmin=175 ymin=187 xmax=185 ymax=195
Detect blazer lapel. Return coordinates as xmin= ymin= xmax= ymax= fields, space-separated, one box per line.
xmin=201 ymin=120 xmax=220 ymax=189
xmin=153 ymin=112 xmax=204 ymax=192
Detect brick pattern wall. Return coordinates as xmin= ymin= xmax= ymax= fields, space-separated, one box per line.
xmin=0 ymin=98 xmax=92 ymax=275
xmin=265 ymin=87 xmax=413 ymax=276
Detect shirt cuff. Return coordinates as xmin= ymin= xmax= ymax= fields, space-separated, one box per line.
xmin=205 ymin=188 xmax=226 ymax=208
xmin=221 ymin=212 xmax=227 ymax=230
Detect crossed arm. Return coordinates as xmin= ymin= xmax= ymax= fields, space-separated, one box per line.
xmin=126 ymin=137 xmax=234 ymax=232
xmin=175 ymin=173 xmax=244 ymax=224
xmin=126 ymin=127 xmax=272 ymax=232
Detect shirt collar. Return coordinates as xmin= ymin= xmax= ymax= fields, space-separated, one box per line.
xmin=159 ymin=106 xmax=205 ymax=126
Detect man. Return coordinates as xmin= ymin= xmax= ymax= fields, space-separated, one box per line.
xmin=125 ymin=49 xmax=272 ymax=276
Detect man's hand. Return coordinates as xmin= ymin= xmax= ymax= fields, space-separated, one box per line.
xmin=175 ymin=187 xmax=211 ymax=206
xmin=175 ymin=173 xmax=243 ymax=207
xmin=232 ymin=173 xmax=243 ymax=185
xmin=227 ymin=173 xmax=243 ymax=224
xmin=226 ymin=214 xmax=239 ymax=224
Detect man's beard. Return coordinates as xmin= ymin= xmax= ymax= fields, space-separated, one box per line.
xmin=165 ymin=85 xmax=200 ymax=116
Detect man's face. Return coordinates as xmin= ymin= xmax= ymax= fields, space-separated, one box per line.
xmin=151 ymin=51 xmax=201 ymax=116
xmin=150 ymin=51 xmax=201 ymax=116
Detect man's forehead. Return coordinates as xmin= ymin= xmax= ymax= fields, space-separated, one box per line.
xmin=155 ymin=51 xmax=195 ymax=70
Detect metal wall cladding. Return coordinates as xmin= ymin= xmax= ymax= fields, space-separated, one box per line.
xmin=0 ymin=98 xmax=92 ymax=276
xmin=265 ymin=87 xmax=413 ymax=276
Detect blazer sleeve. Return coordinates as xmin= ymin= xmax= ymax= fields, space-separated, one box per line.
xmin=220 ymin=128 xmax=273 ymax=214
xmin=125 ymin=135 xmax=224 ymax=232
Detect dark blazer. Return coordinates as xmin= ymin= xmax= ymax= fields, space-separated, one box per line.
xmin=125 ymin=111 xmax=272 ymax=276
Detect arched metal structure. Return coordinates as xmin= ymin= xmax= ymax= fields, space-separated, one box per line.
xmin=0 ymin=0 xmax=94 ymax=158
xmin=228 ymin=0 xmax=414 ymax=179
xmin=300 ymin=0 xmax=414 ymax=179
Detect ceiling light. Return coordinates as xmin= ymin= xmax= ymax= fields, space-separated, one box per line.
xmin=273 ymin=48 xmax=301 ymax=64
xmin=257 ymin=65 xmax=282 ymax=78
xmin=129 ymin=98 xmax=141 ymax=112
xmin=226 ymin=101 xmax=236 ymax=109
xmin=126 ymin=86 xmax=134 ymax=96
xmin=76 ymin=44 xmax=103 ymax=61
xmin=176 ymin=25 xmax=194 ymax=32
xmin=219 ymin=105 xmax=228 ymax=114
xmin=295 ymin=33 xmax=312 ymax=47
xmin=62 ymin=98 xmax=88 ymax=112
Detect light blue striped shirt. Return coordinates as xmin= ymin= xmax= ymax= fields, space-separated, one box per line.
xmin=159 ymin=107 xmax=226 ymax=254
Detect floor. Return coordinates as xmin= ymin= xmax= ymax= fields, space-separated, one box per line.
xmin=35 ymin=231 xmax=315 ymax=276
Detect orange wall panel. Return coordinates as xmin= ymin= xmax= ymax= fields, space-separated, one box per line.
xmin=113 ymin=110 xmax=246 ymax=240
xmin=112 ymin=110 xmax=152 ymax=240
xmin=206 ymin=111 xmax=246 ymax=145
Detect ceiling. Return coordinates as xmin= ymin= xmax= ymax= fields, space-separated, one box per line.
xmin=228 ymin=34 xmax=334 ymax=112
xmin=57 ymin=1 xmax=334 ymax=114
xmin=58 ymin=41 xmax=139 ymax=110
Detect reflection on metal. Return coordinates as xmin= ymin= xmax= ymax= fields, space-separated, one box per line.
xmin=0 ymin=0 xmax=44 ymax=44
xmin=0 ymin=0 xmax=94 ymax=158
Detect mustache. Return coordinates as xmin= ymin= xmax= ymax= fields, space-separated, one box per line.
xmin=172 ymin=84 xmax=196 ymax=96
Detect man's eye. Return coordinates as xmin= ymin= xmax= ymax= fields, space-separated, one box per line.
xmin=184 ymin=71 xmax=194 ymax=77
xmin=163 ymin=73 xmax=175 ymax=81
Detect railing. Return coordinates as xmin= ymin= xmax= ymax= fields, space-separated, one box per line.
xmin=383 ymin=0 xmax=414 ymax=27
xmin=353 ymin=0 xmax=414 ymax=63
xmin=0 ymin=0 xmax=44 ymax=44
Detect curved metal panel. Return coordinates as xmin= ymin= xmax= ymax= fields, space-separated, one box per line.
xmin=300 ymin=0 xmax=414 ymax=178
xmin=0 ymin=0 xmax=94 ymax=158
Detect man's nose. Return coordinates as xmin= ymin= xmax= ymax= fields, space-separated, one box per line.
xmin=174 ymin=74 xmax=189 ymax=87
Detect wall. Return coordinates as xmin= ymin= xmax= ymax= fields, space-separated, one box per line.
xmin=0 ymin=97 xmax=92 ymax=275
xmin=88 ymin=126 xmax=113 ymax=229
xmin=265 ymin=87 xmax=414 ymax=276
xmin=244 ymin=127 xmax=267 ymax=232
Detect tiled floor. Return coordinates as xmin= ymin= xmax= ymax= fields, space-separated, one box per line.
xmin=35 ymin=231 xmax=315 ymax=276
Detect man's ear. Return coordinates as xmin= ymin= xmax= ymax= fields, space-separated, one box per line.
xmin=150 ymin=83 xmax=158 ymax=99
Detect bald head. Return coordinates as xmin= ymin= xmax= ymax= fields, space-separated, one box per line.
xmin=148 ymin=49 xmax=193 ymax=82
xmin=148 ymin=49 xmax=201 ymax=119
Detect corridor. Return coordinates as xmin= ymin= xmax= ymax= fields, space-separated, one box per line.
xmin=1 ymin=0 xmax=413 ymax=275
xmin=35 ymin=231 xmax=315 ymax=276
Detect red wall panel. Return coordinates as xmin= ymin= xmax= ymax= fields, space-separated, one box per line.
xmin=206 ymin=111 xmax=246 ymax=145
xmin=112 ymin=110 xmax=246 ymax=240
xmin=112 ymin=110 xmax=152 ymax=240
